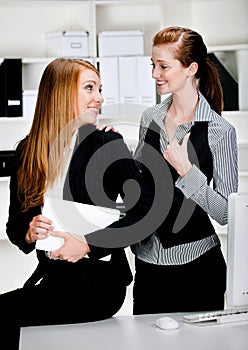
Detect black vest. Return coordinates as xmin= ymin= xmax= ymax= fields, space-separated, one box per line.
xmin=140 ymin=119 xmax=215 ymax=248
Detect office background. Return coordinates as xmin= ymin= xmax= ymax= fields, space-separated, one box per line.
xmin=0 ymin=0 xmax=248 ymax=316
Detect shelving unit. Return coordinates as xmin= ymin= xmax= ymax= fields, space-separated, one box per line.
xmin=0 ymin=0 xmax=248 ymax=241
xmin=0 ymin=0 xmax=164 ymax=153
xmin=95 ymin=0 xmax=163 ymax=57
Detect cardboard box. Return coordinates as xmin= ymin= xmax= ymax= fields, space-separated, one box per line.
xmin=46 ymin=31 xmax=89 ymax=57
xmin=98 ymin=30 xmax=144 ymax=57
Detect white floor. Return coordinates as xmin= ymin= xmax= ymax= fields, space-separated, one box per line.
xmin=0 ymin=239 xmax=134 ymax=316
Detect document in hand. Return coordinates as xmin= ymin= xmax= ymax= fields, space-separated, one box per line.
xmin=36 ymin=196 xmax=120 ymax=251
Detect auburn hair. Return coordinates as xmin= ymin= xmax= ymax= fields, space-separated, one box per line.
xmin=153 ymin=26 xmax=223 ymax=115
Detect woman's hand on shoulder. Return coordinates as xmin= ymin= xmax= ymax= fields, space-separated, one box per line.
xmin=49 ymin=231 xmax=90 ymax=263
xmin=96 ymin=123 xmax=119 ymax=133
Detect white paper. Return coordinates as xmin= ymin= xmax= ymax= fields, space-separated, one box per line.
xmin=36 ymin=197 xmax=120 ymax=251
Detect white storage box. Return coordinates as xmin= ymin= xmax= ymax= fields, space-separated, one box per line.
xmin=46 ymin=31 xmax=89 ymax=57
xmin=98 ymin=30 xmax=144 ymax=57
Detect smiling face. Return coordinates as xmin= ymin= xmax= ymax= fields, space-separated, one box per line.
xmin=151 ymin=43 xmax=193 ymax=96
xmin=74 ymin=67 xmax=104 ymax=126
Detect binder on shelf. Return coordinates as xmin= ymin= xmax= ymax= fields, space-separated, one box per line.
xmin=0 ymin=150 xmax=15 ymax=177
xmin=136 ymin=56 xmax=156 ymax=108
xmin=118 ymin=57 xmax=136 ymax=104
xmin=0 ymin=59 xmax=23 ymax=118
xmin=22 ymin=90 xmax=38 ymax=120
xmin=208 ymin=52 xmax=239 ymax=111
xmin=119 ymin=56 xmax=156 ymax=115
xmin=118 ymin=56 xmax=138 ymax=115
xmin=99 ymin=57 xmax=120 ymax=115
xmin=99 ymin=56 xmax=157 ymax=116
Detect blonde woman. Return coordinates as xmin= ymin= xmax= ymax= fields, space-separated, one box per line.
xmin=3 ymin=58 xmax=150 ymax=349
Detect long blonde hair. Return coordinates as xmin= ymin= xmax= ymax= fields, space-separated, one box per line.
xmin=153 ymin=26 xmax=224 ymax=115
xmin=17 ymin=58 xmax=99 ymax=211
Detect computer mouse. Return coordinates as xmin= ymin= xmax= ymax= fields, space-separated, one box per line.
xmin=156 ymin=316 xmax=179 ymax=330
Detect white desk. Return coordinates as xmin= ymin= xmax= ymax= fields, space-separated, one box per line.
xmin=20 ymin=313 xmax=248 ymax=350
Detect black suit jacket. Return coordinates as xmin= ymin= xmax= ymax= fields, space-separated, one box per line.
xmin=6 ymin=125 xmax=151 ymax=291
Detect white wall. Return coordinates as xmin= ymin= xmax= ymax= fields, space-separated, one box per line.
xmin=0 ymin=0 xmax=247 ymax=58
xmin=161 ymin=0 xmax=193 ymax=28
xmin=191 ymin=0 xmax=248 ymax=46
xmin=0 ymin=1 xmax=94 ymax=57
xmin=161 ymin=0 xmax=248 ymax=47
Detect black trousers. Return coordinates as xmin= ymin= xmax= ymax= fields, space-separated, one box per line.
xmin=0 ymin=281 xmax=126 ymax=350
xmin=133 ymin=245 xmax=226 ymax=315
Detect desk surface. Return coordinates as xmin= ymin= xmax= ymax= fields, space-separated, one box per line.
xmin=20 ymin=313 xmax=248 ymax=350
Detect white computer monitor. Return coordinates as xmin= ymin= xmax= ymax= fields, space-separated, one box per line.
xmin=226 ymin=192 xmax=248 ymax=307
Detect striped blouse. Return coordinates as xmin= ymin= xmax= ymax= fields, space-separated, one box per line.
xmin=131 ymin=92 xmax=238 ymax=265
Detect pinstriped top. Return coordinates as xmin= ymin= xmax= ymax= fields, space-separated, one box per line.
xmin=131 ymin=92 xmax=238 ymax=265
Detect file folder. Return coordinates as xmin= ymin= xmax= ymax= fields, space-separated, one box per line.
xmin=99 ymin=57 xmax=120 ymax=115
xmin=36 ymin=196 xmax=120 ymax=251
xmin=0 ymin=59 xmax=23 ymax=118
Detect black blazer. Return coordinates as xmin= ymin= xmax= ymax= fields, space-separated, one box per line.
xmin=6 ymin=125 xmax=151 ymax=292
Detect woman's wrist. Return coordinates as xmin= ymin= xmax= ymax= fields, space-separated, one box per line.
xmin=25 ymin=229 xmax=34 ymax=244
xmin=178 ymin=163 xmax=192 ymax=177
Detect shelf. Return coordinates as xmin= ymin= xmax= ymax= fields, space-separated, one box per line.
xmin=0 ymin=57 xmax=56 ymax=64
xmin=95 ymin=0 xmax=130 ymax=4
xmin=22 ymin=57 xmax=56 ymax=64
xmin=22 ymin=57 xmax=93 ymax=64
xmin=222 ymin=110 xmax=248 ymax=116
xmin=0 ymin=117 xmax=32 ymax=123
xmin=0 ymin=177 xmax=10 ymax=182
xmin=99 ymin=113 xmax=141 ymax=120
xmin=239 ymin=171 xmax=248 ymax=177
xmin=208 ymin=43 xmax=248 ymax=53
xmin=95 ymin=0 xmax=162 ymax=4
